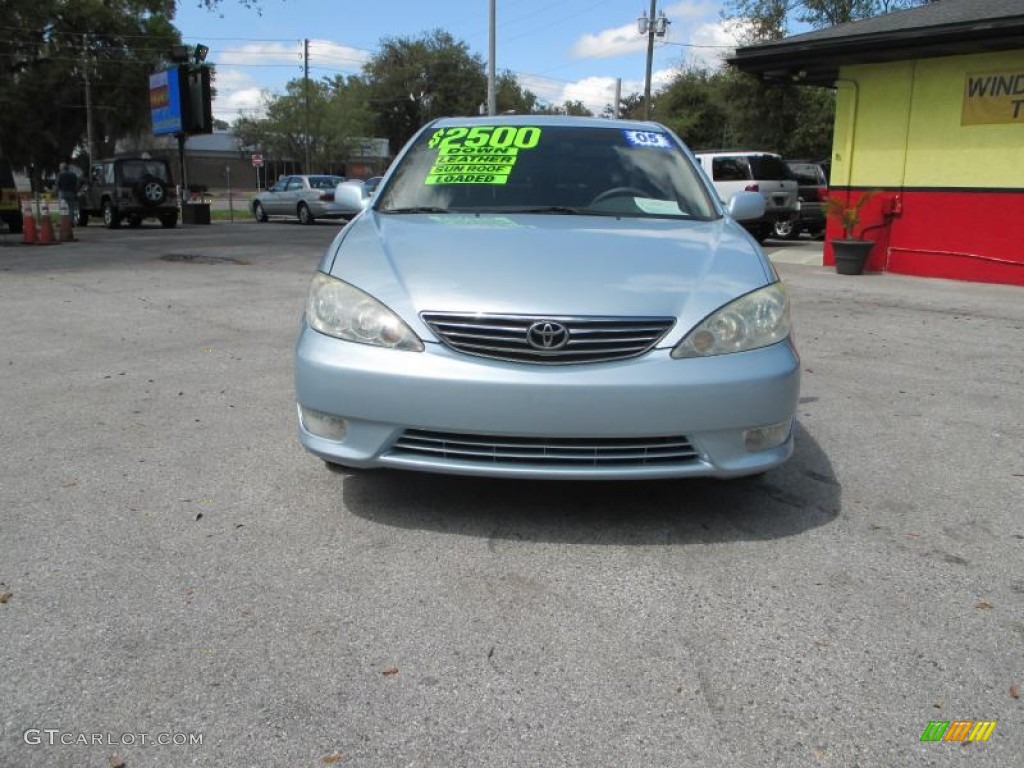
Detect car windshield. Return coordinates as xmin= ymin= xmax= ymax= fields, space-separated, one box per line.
xmin=376 ymin=123 xmax=717 ymax=220
xmin=788 ymin=164 xmax=825 ymax=185
xmin=120 ymin=161 xmax=169 ymax=183
xmin=747 ymin=155 xmax=793 ymax=181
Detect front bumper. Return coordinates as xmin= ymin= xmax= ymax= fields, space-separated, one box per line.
xmin=294 ymin=324 xmax=800 ymax=479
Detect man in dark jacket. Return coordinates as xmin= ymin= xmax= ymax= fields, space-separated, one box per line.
xmin=55 ymin=163 xmax=80 ymax=222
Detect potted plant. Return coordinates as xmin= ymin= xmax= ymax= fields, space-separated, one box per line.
xmin=825 ymin=190 xmax=877 ymax=275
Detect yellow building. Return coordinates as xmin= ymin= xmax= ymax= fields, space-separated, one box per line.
xmin=732 ymin=0 xmax=1024 ymax=285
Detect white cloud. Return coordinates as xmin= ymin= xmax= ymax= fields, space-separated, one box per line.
xmin=684 ymin=20 xmax=748 ymax=68
xmin=563 ymin=76 xmax=619 ymax=111
xmin=571 ymin=22 xmax=646 ymax=59
xmin=519 ymin=68 xmax=676 ymax=115
xmin=570 ymin=3 xmax=744 ymax=66
xmin=309 ymin=40 xmax=372 ymax=70
xmin=208 ymin=39 xmax=370 ymax=123
xmin=214 ymin=39 xmax=369 ymax=70
xmin=209 ymin=67 xmax=268 ymax=122
xmin=216 ymin=42 xmax=302 ymax=67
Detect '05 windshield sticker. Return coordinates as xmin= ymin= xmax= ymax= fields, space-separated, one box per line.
xmin=425 ymin=126 xmax=543 ymax=185
xmin=623 ymin=130 xmax=672 ymax=149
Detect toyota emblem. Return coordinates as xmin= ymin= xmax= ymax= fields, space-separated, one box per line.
xmin=526 ymin=320 xmax=570 ymax=350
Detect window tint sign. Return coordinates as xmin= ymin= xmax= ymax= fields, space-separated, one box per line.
xmin=962 ymin=70 xmax=1024 ymax=125
xmin=150 ymin=68 xmax=184 ymax=136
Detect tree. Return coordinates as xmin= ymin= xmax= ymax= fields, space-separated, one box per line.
xmin=724 ymin=0 xmax=932 ymax=41
xmin=232 ymin=74 xmax=374 ymax=171
xmin=716 ymin=69 xmax=835 ymax=157
xmin=362 ymin=30 xmax=487 ymax=153
xmin=496 ymin=72 xmax=539 ymax=114
xmin=534 ymin=100 xmax=594 ymax=117
xmin=602 ymin=92 xmax=646 ymax=120
xmin=2 ymin=2 xmax=179 ymax=170
xmin=0 ymin=1 xmax=181 ymax=179
xmin=653 ymin=67 xmax=729 ymax=149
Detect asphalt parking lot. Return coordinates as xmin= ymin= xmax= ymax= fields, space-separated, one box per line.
xmin=1 ymin=221 xmax=1021 ymax=766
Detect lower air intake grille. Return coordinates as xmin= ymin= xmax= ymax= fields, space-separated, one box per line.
xmin=391 ymin=430 xmax=698 ymax=467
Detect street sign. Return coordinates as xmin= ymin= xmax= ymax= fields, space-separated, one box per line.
xmin=251 ymin=154 xmax=264 ymax=168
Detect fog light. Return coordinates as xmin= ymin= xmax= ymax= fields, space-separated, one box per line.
xmin=298 ymin=405 xmax=348 ymax=441
xmin=744 ymin=419 xmax=792 ymax=451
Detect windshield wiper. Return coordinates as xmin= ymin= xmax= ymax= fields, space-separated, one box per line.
xmin=379 ymin=206 xmax=453 ymax=214
xmin=502 ymin=206 xmax=587 ymax=215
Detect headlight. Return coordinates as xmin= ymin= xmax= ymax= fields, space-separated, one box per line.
xmin=305 ymin=272 xmax=423 ymax=351
xmin=671 ymin=283 xmax=790 ymax=358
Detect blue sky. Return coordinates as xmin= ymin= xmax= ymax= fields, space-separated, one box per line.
xmin=174 ymin=0 xmax=745 ymax=123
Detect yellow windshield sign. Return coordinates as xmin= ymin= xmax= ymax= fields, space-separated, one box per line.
xmin=425 ymin=126 xmax=542 ymax=185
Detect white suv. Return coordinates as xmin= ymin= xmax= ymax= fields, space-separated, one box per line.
xmin=693 ymin=151 xmax=799 ymax=242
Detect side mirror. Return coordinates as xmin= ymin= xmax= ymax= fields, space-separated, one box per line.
xmin=334 ymin=182 xmax=371 ymax=212
xmin=726 ymin=191 xmax=765 ymax=222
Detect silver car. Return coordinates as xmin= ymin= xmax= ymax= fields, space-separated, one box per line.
xmin=331 ymin=176 xmax=383 ymax=218
xmin=295 ymin=116 xmax=799 ymax=480
xmin=252 ymin=174 xmax=347 ymax=224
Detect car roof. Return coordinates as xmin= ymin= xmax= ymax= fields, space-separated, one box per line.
xmin=429 ymin=114 xmax=668 ymax=132
xmin=694 ymin=150 xmax=783 ymax=157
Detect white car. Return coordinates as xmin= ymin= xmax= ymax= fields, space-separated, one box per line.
xmin=252 ymin=175 xmax=348 ymax=224
xmin=693 ymin=151 xmax=799 ymax=242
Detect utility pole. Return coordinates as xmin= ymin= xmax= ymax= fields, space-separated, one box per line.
xmin=487 ymin=0 xmax=496 ymax=116
xmin=638 ymin=2 xmax=670 ymax=120
xmin=82 ymin=34 xmax=97 ymax=163
xmin=303 ymin=38 xmax=310 ymax=172
xmin=614 ymin=78 xmax=622 ymax=118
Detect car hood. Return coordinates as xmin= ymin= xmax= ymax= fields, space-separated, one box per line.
xmin=325 ymin=212 xmax=774 ymax=345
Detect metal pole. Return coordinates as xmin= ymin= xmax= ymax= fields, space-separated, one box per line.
xmin=177 ymin=133 xmax=187 ymax=200
xmin=614 ymin=78 xmax=622 ymax=118
xmin=303 ymin=38 xmax=311 ymax=172
xmin=487 ymin=0 xmax=496 ymax=116
xmin=82 ymin=35 xmax=97 ymax=163
xmin=226 ymin=164 xmax=233 ymax=223
xmin=643 ymin=0 xmax=656 ymax=120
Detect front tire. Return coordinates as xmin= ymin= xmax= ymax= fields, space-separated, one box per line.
xmin=253 ymin=201 xmax=267 ymax=222
xmin=298 ymin=203 xmax=314 ymax=225
xmin=102 ymin=200 xmax=120 ymax=229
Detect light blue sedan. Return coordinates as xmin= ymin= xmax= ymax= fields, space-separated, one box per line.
xmin=294 ymin=116 xmax=799 ymax=479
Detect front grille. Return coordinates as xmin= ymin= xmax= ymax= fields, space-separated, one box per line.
xmin=391 ymin=430 xmax=698 ymax=467
xmin=421 ymin=312 xmax=675 ymax=364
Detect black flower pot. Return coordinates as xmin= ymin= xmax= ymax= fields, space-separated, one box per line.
xmin=832 ymin=239 xmax=874 ymax=275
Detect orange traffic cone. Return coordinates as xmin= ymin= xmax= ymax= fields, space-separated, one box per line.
xmin=58 ymin=198 xmax=75 ymax=242
xmin=37 ymin=201 xmax=57 ymax=245
xmin=21 ymin=200 xmax=36 ymax=244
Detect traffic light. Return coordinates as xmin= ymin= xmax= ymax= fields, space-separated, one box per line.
xmin=193 ymin=44 xmax=209 ymax=65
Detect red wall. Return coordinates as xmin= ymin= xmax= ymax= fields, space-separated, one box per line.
xmin=824 ymin=188 xmax=1024 ymax=286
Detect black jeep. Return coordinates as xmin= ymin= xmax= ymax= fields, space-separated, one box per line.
xmin=78 ymin=157 xmax=178 ymax=228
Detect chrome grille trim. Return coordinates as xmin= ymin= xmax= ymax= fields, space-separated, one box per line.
xmin=421 ymin=312 xmax=675 ymax=364
xmin=391 ymin=430 xmax=699 ymax=467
